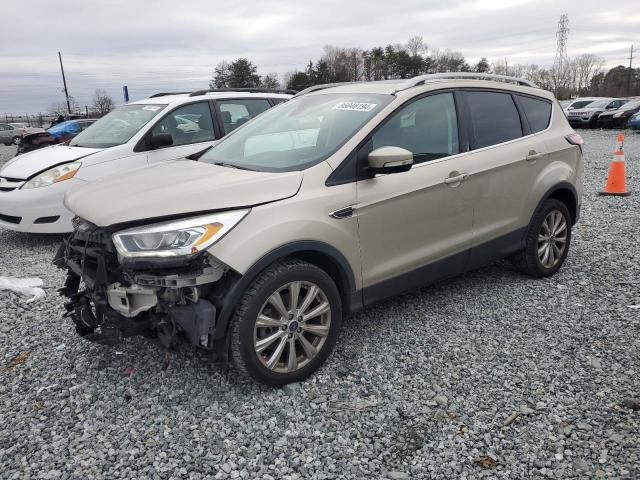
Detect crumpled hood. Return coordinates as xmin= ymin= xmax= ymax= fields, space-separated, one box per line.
xmin=0 ymin=145 xmax=101 ymax=180
xmin=65 ymin=160 xmax=303 ymax=227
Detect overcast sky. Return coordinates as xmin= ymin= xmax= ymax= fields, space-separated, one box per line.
xmin=1 ymin=0 xmax=638 ymax=113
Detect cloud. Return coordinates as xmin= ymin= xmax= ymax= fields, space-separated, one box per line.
xmin=0 ymin=0 xmax=638 ymax=112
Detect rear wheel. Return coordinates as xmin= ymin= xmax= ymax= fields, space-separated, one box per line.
xmin=229 ymin=259 xmax=342 ymax=386
xmin=511 ymin=199 xmax=572 ymax=278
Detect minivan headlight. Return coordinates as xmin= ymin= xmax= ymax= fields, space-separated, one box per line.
xmin=22 ymin=162 xmax=81 ymax=189
xmin=112 ymin=210 xmax=249 ymax=258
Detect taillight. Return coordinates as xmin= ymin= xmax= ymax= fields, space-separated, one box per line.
xmin=565 ymin=133 xmax=584 ymax=146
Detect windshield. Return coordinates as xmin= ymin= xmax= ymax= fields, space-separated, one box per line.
xmin=569 ymin=100 xmax=595 ymax=109
xmin=70 ymin=104 xmax=165 ymax=148
xmin=585 ymin=100 xmax=610 ymax=109
xmin=200 ymin=93 xmax=393 ymax=172
xmin=622 ymin=100 xmax=640 ymax=110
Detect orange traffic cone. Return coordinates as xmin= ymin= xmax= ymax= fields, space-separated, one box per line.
xmin=599 ymin=133 xmax=630 ymax=196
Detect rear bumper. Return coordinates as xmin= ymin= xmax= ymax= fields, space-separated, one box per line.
xmin=0 ymin=178 xmax=86 ymax=233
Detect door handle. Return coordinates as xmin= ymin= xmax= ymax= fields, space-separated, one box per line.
xmin=526 ymin=150 xmax=542 ymax=162
xmin=444 ymin=172 xmax=469 ymax=185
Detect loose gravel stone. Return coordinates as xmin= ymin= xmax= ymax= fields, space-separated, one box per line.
xmin=1 ymin=130 xmax=639 ymax=479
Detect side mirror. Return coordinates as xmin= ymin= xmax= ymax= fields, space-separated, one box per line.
xmin=367 ymin=146 xmax=413 ymax=175
xmin=150 ymin=133 xmax=173 ymax=149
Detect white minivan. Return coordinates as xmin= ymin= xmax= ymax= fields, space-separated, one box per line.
xmin=0 ymin=89 xmax=292 ymax=233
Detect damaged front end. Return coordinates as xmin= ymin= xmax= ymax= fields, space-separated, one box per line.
xmin=54 ymin=217 xmax=231 ymax=351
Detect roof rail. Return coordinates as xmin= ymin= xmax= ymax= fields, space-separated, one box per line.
xmin=293 ymin=82 xmax=356 ymax=97
xmin=188 ymin=88 xmax=297 ymax=97
xmin=148 ymin=92 xmax=193 ymax=98
xmin=396 ymin=73 xmax=538 ymax=92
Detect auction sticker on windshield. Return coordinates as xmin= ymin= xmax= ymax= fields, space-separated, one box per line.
xmin=333 ymin=102 xmax=378 ymax=112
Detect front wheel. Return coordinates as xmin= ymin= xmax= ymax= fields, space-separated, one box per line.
xmin=229 ymin=259 xmax=342 ymax=386
xmin=12 ymin=136 xmax=21 ymax=145
xmin=511 ymin=199 xmax=572 ymax=277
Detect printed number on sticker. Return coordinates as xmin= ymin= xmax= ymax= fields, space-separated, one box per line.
xmin=333 ymin=102 xmax=378 ymax=112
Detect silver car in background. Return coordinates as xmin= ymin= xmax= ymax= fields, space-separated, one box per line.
xmin=0 ymin=123 xmax=44 ymax=145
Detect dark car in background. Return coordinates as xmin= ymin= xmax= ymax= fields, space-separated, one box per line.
xmin=566 ymin=98 xmax=629 ymax=128
xmin=16 ymin=119 xmax=96 ymax=155
xmin=596 ymin=100 xmax=640 ymax=128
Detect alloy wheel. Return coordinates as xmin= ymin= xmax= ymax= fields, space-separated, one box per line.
xmin=537 ymin=210 xmax=567 ymax=268
xmin=253 ymin=281 xmax=331 ymax=373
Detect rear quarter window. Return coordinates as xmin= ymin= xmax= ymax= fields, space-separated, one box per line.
xmin=518 ymin=95 xmax=552 ymax=133
xmin=465 ymin=91 xmax=523 ymax=149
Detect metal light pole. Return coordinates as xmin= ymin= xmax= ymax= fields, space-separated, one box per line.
xmin=58 ymin=52 xmax=71 ymax=116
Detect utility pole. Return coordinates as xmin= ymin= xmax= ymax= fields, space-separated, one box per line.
xmin=504 ymin=59 xmax=508 ymax=76
xmin=58 ymin=52 xmax=71 ymax=116
xmin=628 ymin=45 xmax=634 ymax=96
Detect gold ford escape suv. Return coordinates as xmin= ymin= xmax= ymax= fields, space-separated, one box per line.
xmin=55 ymin=73 xmax=583 ymax=386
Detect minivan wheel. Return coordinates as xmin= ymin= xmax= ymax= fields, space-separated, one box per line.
xmin=511 ymin=199 xmax=572 ymax=278
xmin=229 ymin=259 xmax=342 ymax=386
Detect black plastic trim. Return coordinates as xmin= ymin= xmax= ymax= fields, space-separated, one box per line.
xmin=0 ymin=213 xmax=21 ymax=224
xmin=34 ymin=215 xmax=60 ymax=224
xmin=536 ymin=181 xmax=580 ymax=225
xmin=213 ymin=241 xmax=359 ymax=339
xmin=361 ymin=227 xmax=526 ymax=307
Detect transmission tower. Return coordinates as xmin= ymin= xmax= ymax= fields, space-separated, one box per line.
xmin=553 ymin=14 xmax=569 ymax=95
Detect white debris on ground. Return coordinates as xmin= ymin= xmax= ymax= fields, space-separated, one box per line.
xmin=0 ymin=276 xmax=45 ymax=303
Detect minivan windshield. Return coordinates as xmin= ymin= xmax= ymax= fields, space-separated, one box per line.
xmin=200 ymin=93 xmax=392 ymax=172
xmin=70 ymin=104 xmax=165 ymax=148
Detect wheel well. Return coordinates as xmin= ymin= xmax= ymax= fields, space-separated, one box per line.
xmin=547 ymin=188 xmax=577 ymax=225
xmin=290 ymin=250 xmax=352 ymax=315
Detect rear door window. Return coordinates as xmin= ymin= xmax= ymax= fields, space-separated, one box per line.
xmin=217 ymin=99 xmax=271 ymax=135
xmin=517 ymin=95 xmax=552 ymax=133
xmin=466 ymin=91 xmax=523 ymax=149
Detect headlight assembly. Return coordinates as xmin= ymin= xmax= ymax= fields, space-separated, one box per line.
xmin=112 ymin=209 xmax=249 ymax=259
xmin=22 ymin=162 xmax=82 ymax=189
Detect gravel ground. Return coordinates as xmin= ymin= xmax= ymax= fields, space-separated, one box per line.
xmin=1 ymin=131 xmax=639 ymax=480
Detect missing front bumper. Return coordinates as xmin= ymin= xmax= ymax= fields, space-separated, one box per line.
xmin=55 ymin=221 xmax=223 ymax=350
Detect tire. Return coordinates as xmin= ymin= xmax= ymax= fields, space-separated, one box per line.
xmin=511 ymin=199 xmax=572 ymax=278
xmin=229 ymin=258 xmax=342 ymax=386
xmin=12 ymin=136 xmax=20 ymax=145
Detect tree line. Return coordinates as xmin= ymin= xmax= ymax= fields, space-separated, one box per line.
xmin=210 ymin=36 xmax=640 ymax=99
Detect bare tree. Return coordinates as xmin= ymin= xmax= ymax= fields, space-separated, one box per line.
xmin=571 ymin=54 xmax=605 ymax=93
xmin=406 ymin=36 xmax=426 ymax=57
xmin=49 ymin=96 xmax=79 ymax=117
xmin=261 ymin=73 xmax=281 ymax=89
xmin=92 ymin=89 xmax=115 ymax=116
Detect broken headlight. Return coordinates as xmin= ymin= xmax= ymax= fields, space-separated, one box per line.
xmin=112 ymin=210 xmax=249 ymax=259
